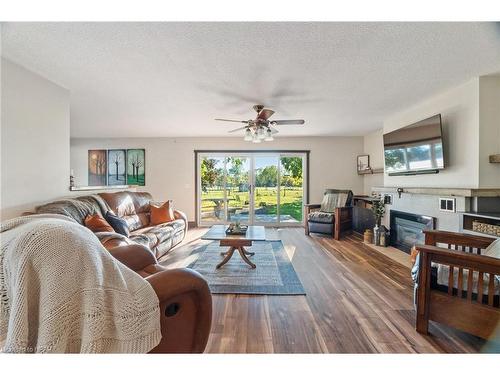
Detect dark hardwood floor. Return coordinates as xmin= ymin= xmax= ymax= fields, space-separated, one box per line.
xmin=160 ymin=227 xmax=491 ymax=353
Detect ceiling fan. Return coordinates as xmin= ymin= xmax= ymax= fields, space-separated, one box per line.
xmin=215 ymin=104 xmax=305 ymax=143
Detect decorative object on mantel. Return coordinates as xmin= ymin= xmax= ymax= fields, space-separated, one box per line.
xmin=379 ymin=225 xmax=389 ymax=247
xmin=490 ymin=154 xmax=500 ymax=163
xmin=363 ymin=229 xmax=373 ymax=244
xmin=371 ymin=198 xmax=386 ymax=246
xmin=69 ymin=169 xmax=75 ymax=189
xmin=396 ymin=187 xmax=404 ymax=198
xmin=357 ymin=154 xmax=370 ymax=174
xmin=356 ymin=155 xmax=384 ymax=175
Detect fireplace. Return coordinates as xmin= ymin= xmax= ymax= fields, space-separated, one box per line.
xmin=389 ymin=210 xmax=436 ymax=253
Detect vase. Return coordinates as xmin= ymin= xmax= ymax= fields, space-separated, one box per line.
xmin=373 ymin=225 xmax=381 ymax=246
xmin=379 ymin=225 xmax=388 ymax=247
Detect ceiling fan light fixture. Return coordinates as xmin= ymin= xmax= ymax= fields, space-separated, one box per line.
xmin=264 ymin=128 xmax=274 ymax=141
xmin=257 ymin=127 xmax=266 ymax=140
xmin=216 ymin=104 xmax=305 ymax=141
xmin=243 ymin=128 xmax=252 ymax=141
xmin=252 ymin=132 xmax=261 ymax=143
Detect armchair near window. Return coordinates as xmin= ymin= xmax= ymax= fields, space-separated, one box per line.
xmin=305 ymin=189 xmax=354 ymax=240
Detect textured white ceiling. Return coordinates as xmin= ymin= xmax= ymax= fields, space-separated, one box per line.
xmin=2 ymin=22 xmax=500 ymax=138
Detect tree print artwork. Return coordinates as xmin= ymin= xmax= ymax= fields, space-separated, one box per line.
xmin=107 ymin=149 xmax=127 ymax=185
xmin=127 ymin=149 xmax=145 ymax=186
xmin=88 ymin=150 xmax=107 ymax=186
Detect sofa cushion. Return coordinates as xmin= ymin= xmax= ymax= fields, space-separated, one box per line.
xmin=157 ymin=219 xmax=186 ymax=232
xmin=100 ymin=192 xmax=136 ymax=217
xmin=99 ymin=192 xmax=148 ymax=231
xmin=105 ymin=211 xmax=130 ymax=237
xmin=35 ymin=195 xmax=108 ymax=225
xmin=308 ymin=211 xmax=335 ymax=224
xmin=148 ymin=225 xmax=175 ymax=245
xmin=150 ymin=200 xmax=175 ymax=225
xmin=131 ymin=192 xmax=152 ymax=228
xmin=130 ymin=232 xmax=158 ymax=249
xmin=84 ymin=214 xmax=115 ymax=233
xmin=129 ymin=219 xmax=186 ymax=250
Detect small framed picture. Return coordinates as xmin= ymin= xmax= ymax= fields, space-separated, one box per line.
xmin=357 ymin=154 xmax=370 ymax=174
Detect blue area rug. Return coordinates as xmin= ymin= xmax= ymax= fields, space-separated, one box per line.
xmin=187 ymin=240 xmax=305 ymax=295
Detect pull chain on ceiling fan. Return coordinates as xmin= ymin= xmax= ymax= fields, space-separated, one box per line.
xmin=215 ymin=104 xmax=305 ymax=143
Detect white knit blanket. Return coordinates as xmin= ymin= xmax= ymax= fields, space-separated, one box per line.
xmin=0 ymin=214 xmax=161 ymax=353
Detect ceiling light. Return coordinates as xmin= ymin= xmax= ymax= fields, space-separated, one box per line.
xmin=257 ymin=127 xmax=266 ymax=140
xmin=252 ymin=132 xmax=261 ymax=143
xmin=264 ymin=128 xmax=274 ymax=141
xmin=244 ymin=128 xmax=252 ymax=141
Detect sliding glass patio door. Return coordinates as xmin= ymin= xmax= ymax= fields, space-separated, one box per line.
xmin=197 ymin=152 xmax=307 ymax=226
xmin=254 ymin=155 xmax=279 ymax=224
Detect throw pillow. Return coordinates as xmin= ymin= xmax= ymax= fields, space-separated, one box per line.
xmin=320 ymin=193 xmax=338 ymax=213
xmin=84 ymin=214 xmax=115 ymax=233
xmin=105 ymin=211 xmax=130 ymax=237
xmin=150 ymin=200 xmax=175 ymax=225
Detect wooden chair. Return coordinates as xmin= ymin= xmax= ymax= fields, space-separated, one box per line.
xmin=304 ymin=189 xmax=353 ymax=240
xmin=415 ymin=230 xmax=500 ymax=341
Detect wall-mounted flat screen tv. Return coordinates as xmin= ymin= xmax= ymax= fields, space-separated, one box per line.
xmin=383 ymin=114 xmax=444 ymax=176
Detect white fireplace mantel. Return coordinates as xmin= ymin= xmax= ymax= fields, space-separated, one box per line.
xmin=371 ymin=186 xmax=500 ymax=198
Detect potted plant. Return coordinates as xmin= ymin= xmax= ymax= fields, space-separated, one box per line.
xmin=371 ymin=198 xmax=386 ymax=245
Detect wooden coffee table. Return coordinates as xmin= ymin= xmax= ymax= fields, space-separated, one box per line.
xmin=201 ymin=225 xmax=266 ymax=269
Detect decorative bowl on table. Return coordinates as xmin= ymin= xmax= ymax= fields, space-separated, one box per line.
xmin=225 ymin=223 xmax=248 ymax=235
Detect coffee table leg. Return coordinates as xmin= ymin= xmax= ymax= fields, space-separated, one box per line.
xmin=237 ymin=246 xmax=256 ymax=269
xmin=242 ymin=248 xmax=255 ymax=256
xmin=217 ymin=246 xmax=236 ymax=269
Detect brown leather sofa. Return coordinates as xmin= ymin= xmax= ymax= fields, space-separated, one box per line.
xmin=35 ymin=191 xmax=188 ymax=259
xmin=99 ymin=192 xmax=188 ymax=258
xmin=103 ymin=236 xmax=212 ymax=353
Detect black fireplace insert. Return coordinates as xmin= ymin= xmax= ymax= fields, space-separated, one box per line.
xmin=389 ymin=210 xmax=436 ymax=253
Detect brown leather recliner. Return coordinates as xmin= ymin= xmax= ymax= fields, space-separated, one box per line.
xmin=102 ymin=236 xmax=212 ymax=353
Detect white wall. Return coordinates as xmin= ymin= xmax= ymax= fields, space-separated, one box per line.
xmin=1 ymin=59 xmax=70 ymax=220
xmin=70 ymin=137 xmax=364 ymax=220
xmin=383 ymin=79 xmax=481 ymax=188
xmin=362 ymin=129 xmax=384 ymax=194
xmin=479 ymin=75 xmax=500 ymax=188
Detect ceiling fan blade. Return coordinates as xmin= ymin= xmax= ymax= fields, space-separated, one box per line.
xmin=270 ymin=127 xmax=279 ymax=135
xmin=271 ymin=119 xmax=305 ymax=125
xmin=228 ymin=126 xmax=249 ymax=133
xmin=257 ymin=109 xmax=275 ymax=121
xmin=215 ymin=118 xmax=248 ymax=123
